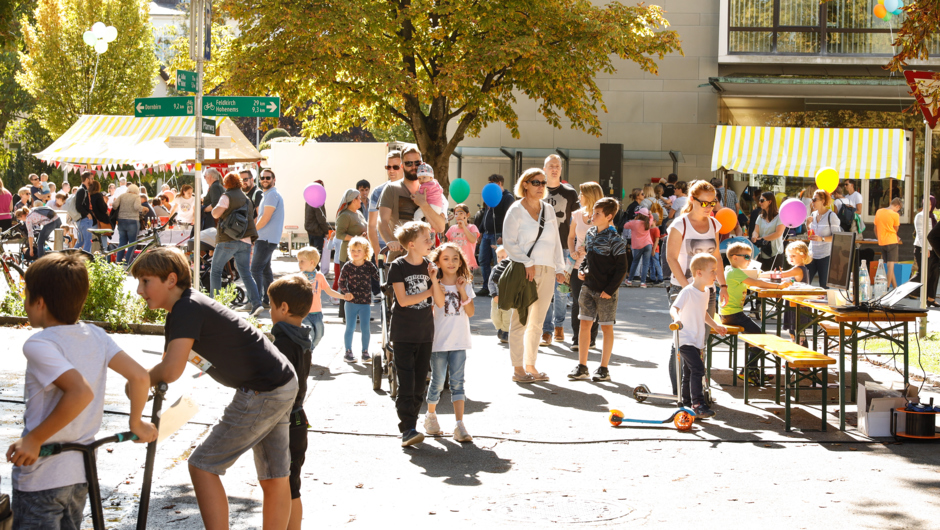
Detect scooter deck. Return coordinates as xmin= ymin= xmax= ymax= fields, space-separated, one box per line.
xmin=608 ymin=407 xmax=696 ymax=430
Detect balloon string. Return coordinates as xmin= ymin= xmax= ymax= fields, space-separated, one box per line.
xmin=89 ymin=54 xmax=100 ymax=103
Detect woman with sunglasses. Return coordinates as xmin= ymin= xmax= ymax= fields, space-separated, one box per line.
xmin=805 ymin=189 xmax=841 ymax=288
xmin=665 ymin=180 xmax=728 ymax=395
xmin=502 ymin=168 xmax=566 ymax=383
xmin=751 ymin=191 xmax=786 ymax=271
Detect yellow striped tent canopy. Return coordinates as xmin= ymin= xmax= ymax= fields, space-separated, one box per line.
xmin=34 ymin=115 xmax=262 ymax=169
xmin=711 ymin=125 xmax=908 ymax=180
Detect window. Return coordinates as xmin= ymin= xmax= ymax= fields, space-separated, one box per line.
xmin=728 ymin=0 xmax=940 ymax=56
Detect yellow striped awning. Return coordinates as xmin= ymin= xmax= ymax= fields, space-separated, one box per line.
xmin=711 ymin=126 xmax=908 ymax=180
xmin=34 ymin=115 xmax=262 ymax=169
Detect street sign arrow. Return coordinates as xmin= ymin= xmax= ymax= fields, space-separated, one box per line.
xmin=266 ymin=101 xmax=277 ymax=112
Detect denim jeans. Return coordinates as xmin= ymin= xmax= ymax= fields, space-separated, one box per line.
xmin=303 ymin=311 xmax=325 ymax=350
xmin=427 ymin=349 xmax=467 ymax=404
xmin=647 ymin=250 xmax=663 ymax=283
xmin=806 ymin=254 xmax=831 ymax=288
xmin=542 ymin=251 xmax=568 ymax=333
xmin=77 ymin=216 xmax=94 ymax=253
xmin=629 ymin=244 xmax=652 ymax=283
xmin=478 ymin=233 xmax=498 ymax=291
xmin=34 ymin=218 xmax=61 ymax=259
xmin=211 ymin=240 xmax=260 ymax=308
xmin=344 ymin=302 xmax=371 ymax=352
xmin=116 ymin=218 xmax=139 ymax=264
xmin=251 ymin=240 xmax=278 ymax=305
xmin=13 ymin=482 xmax=88 ymax=530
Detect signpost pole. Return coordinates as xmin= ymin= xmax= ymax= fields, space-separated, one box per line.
xmin=921 ymin=121 xmax=932 ymax=337
xmin=192 ymin=0 xmax=205 ymax=291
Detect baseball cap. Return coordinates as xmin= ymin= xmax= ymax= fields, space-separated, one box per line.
xmin=417 ymin=164 xmax=433 ymax=178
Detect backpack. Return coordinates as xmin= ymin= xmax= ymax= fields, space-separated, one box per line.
xmin=64 ymin=193 xmax=81 ymax=223
xmin=836 ymin=201 xmax=855 ymax=232
xmin=219 ymin=200 xmax=250 ymax=240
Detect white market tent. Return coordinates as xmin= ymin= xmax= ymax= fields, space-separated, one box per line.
xmin=34 ymin=115 xmax=261 ymax=173
xmin=711 ymin=125 xmax=910 ymax=181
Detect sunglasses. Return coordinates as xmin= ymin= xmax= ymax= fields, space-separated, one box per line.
xmin=385 ymin=165 xmax=401 ymax=171
xmin=403 ymin=160 xmax=422 ymax=167
xmin=732 ymin=254 xmax=752 ymax=260
xmin=528 ymin=180 xmax=548 ymax=187
xmin=259 ymin=176 xmax=273 ymax=181
xmin=694 ymin=197 xmax=718 ymax=208
xmin=759 ymin=198 xmax=767 ymax=203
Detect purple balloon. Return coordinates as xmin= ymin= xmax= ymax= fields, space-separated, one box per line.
xmin=779 ymin=198 xmax=807 ymax=229
xmin=304 ymin=183 xmax=326 ymax=208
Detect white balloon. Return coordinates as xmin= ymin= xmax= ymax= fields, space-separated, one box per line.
xmin=94 ymin=40 xmax=108 ymax=54
xmin=82 ymin=31 xmax=97 ymax=46
xmin=92 ymin=22 xmax=106 ymax=37
xmin=104 ymin=26 xmax=118 ymax=43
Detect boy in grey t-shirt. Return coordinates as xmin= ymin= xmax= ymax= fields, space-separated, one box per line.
xmin=8 ymin=253 xmax=156 ymax=529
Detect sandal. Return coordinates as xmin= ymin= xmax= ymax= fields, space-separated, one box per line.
xmin=528 ymin=371 xmax=550 ymax=382
xmin=512 ymin=373 xmax=536 ymax=383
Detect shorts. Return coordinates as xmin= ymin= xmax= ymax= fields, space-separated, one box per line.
xmin=13 ymin=483 xmax=87 ymax=530
xmin=288 ymin=408 xmax=309 ymax=499
xmin=578 ymin=285 xmax=618 ymax=326
xmin=188 ymin=377 xmax=298 ymax=480
xmin=880 ymin=243 xmax=899 ymax=262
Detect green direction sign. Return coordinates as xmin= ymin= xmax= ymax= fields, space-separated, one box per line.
xmin=135 ymin=97 xmax=194 ymax=117
xmin=201 ymin=118 xmax=216 ymax=134
xmin=134 ymin=96 xmax=280 ymax=118
xmin=177 ymin=70 xmax=197 ymax=93
xmin=202 ymin=96 xmax=280 ymax=117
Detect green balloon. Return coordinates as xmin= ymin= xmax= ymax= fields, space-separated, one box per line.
xmin=450 ymin=178 xmax=470 ymax=203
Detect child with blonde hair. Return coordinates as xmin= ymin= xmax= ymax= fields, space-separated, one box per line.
xmin=423 ymin=242 xmax=475 ymax=442
xmin=296 ymin=246 xmax=351 ymax=349
xmin=338 ymin=236 xmax=379 ymax=363
xmin=760 ymin=240 xmax=812 ymax=283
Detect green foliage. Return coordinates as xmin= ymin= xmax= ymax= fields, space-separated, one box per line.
xmin=1 ymin=290 xmax=25 ymax=317
xmin=163 ymin=21 xmax=235 ymax=95
xmin=16 ymin=0 xmax=158 ymax=137
xmin=261 ymin=128 xmax=290 ymax=143
xmin=257 ymin=141 xmax=271 ymax=152
xmin=219 ymin=0 xmax=682 ymax=193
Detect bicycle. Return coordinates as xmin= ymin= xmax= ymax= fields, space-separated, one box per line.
xmin=89 ymin=214 xmax=179 ymax=270
xmin=0 ymin=224 xmax=27 ymax=299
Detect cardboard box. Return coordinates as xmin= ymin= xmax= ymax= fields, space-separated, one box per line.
xmin=857 ymin=382 xmax=918 ymax=437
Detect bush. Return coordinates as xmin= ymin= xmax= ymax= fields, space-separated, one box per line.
xmin=258 ymin=141 xmax=271 ymax=152
xmin=261 ymin=128 xmax=289 ymax=143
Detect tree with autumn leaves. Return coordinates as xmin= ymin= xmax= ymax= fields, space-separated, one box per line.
xmin=219 ymin=0 xmax=681 ymax=191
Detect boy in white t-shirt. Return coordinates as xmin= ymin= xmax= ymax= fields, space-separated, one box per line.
xmin=669 ymin=253 xmax=727 ymax=419
xmin=7 ymin=253 xmax=156 ymax=529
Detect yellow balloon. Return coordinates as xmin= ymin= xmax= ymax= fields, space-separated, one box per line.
xmin=815 ymin=167 xmax=839 ymax=193
xmin=775 ymin=192 xmax=787 ymax=207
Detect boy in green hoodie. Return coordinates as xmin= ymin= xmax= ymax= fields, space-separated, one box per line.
xmin=267 ymin=275 xmax=314 ymax=530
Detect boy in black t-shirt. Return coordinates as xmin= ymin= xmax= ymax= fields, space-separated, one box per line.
xmin=131 ymin=247 xmax=298 ymax=530
xmin=387 ymin=221 xmax=443 ymax=447
xmin=267 ymin=275 xmax=313 ymax=530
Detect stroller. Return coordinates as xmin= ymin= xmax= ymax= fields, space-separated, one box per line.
xmin=192 ymin=228 xmax=247 ymax=307
xmin=371 ymin=248 xmax=398 ymax=397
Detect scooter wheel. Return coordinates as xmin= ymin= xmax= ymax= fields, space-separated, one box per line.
xmin=674 ymin=411 xmax=694 ymax=431
xmin=608 ymin=409 xmax=624 ymax=427
xmin=633 ymin=384 xmax=650 ymax=403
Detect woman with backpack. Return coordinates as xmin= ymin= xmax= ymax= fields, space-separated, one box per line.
xmin=113 ymin=183 xmax=144 ymax=264
xmin=805 ymin=189 xmax=841 ymax=288
xmin=210 ymin=172 xmax=262 ymax=315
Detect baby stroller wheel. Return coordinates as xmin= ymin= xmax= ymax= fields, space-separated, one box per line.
xmin=372 ymin=354 xmax=383 ymax=390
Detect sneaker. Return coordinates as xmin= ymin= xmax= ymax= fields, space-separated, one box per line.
xmin=250 ymin=305 xmax=265 ymax=318
xmin=361 ymin=351 xmax=371 ymax=364
xmin=693 ymin=404 xmax=716 ymax=419
xmin=640 ymin=283 xmax=647 ymax=288
xmin=475 ymin=288 xmax=490 ymax=297
xmin=540 ymin=332 xmax=552 ymax=346
xmin=262 ymin=302 xmax=271 ymax=310
xmin=401 ymin=429 xmax=425 ymax=447
xmin=330 ymin=297 xmax=340 ymax=305
xmin=737 ymin=370 xmax=760 ymax=386
xmin=453 ymin=421 xmax=473 ymax=443
xmin=592 ymin=366 xmax=611 ymax=382
xmin=424 ymin=412 xmax=442 ymax=436
xmin=499 ymin=330 xmax=509 ymax=343
xmin=568 ymin=364 xmax=590 ymax=380
xmin=554 ymin=326 xmax=565 ymax=342
xmin=233 ymin=302 xmax=253 ymax=312
xmin=343 ymin=350 xmax=356 ymax=363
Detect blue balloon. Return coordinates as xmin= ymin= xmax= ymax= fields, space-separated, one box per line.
xmin=883 ymin=0 xmax=900 ymax=12
xmin=482 ymin=183 xmax=503 ymax=208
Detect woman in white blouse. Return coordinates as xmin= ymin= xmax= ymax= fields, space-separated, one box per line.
xmin=502 ymin=168 xmax=566 ymax=383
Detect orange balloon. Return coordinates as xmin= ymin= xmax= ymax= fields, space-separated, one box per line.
xmin=715 ymin=207 xmax=737 ymax=234
xmin=873 ymin=4 xmax=887 ymax=18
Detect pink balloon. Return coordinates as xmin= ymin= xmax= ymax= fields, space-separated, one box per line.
xmin=779 ymin=198 xmax=807 ymax=229
xmin=303 ymin=183 xmax=326 ymax=208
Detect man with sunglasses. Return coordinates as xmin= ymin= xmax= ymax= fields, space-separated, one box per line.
xmin=251 ymin=168 xmax=285 ymax=308
xmin=369 ymin=151 xmax=404 ymax=256
xmin=28 ymin=174 xmax=50 ymax=205
xmin=378 ymin=146 xmax=446 ymax=258
xmin=540 ymin=154 xmax=579 ymax=345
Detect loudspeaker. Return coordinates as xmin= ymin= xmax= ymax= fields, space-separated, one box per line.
xmin=599 ymin=143 xmax=623 ymax=200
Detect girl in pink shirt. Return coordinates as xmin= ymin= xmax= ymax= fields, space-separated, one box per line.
xmin=445 ymin=204 xmax=480 ymax=269
xmin=624 ymin=207 xmax=654 ymax=287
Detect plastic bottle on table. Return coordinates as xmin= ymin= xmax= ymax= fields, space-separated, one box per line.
xmin=873 ymin=258 xmax=888 ymax=300
xmin=858 ymin=260 xmax=871 ymax=303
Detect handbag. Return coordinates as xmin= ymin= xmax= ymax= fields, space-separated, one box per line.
xmin=108 ymin=204 xmax=120 ymax=227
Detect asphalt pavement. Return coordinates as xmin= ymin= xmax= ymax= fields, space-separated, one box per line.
xmin=1 ymin=251 xmax=940 ymax=529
